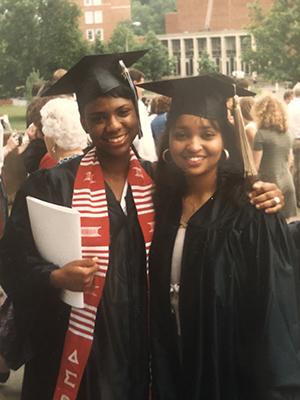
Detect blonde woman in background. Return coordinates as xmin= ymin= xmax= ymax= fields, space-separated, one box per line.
xmin=252 ymin=95 xmax=297 ymax=219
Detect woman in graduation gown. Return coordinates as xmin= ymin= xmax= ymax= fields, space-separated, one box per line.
xmin=141 ymin=75 xmax=300 ymax=399
xmin=0 ymin=51 xmax=154 ymax=400
xmin=0 ymin=56 xmax=284 ymax=398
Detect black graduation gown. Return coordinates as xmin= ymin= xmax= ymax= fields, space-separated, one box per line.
xmin=150 ymin=192 xmax=300 ymax=400
xmin=0 ymin=156 xmax=149 ymax=400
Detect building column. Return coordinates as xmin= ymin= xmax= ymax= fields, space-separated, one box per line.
xmin=236 ymin=35 xmax=242 ymax=71
xmin=221 ymin=35 xmax=227 ymax=75
xmin=193 ymin=37 xmax=199 ymax=76
xmin=207 ymin=36 xmax=212 ymax=58
xmin=180 ymin=38 xmax=186 ymax=77
xmin=168 ymin=39 xmax=173 ymax=58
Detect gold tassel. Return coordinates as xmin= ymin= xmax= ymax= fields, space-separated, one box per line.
xmin=232 ymin=85 xmax=257 ymax=177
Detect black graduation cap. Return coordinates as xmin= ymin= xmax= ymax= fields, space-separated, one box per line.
xmin=138 ymin=73 xmax=255 ymax=122
xmin=44 ymin=50 xmax=147 ymax=100
xmin=43 ymin=50 xmax=147 ymax=137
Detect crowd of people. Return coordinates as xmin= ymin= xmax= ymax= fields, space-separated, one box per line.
xmin=0 ymin=50 xmax=299 ymax=400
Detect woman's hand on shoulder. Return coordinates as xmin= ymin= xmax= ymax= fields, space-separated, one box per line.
xmin=50 ymin=258 xmax=99 ymax=292
xmin=248 ymin=181 xmax=284 ymax=214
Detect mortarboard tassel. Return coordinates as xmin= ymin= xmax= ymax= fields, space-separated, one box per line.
xmin=232 ymin=84 xmax=257 ymax=177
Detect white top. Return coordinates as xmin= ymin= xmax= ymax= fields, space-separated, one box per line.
xmin=133 ymin=100 xmax=157 ymax=162
xmin=120 ymin=181 xmax=128 ymax=215
xmin=170 ymin=225 xmax=186 ymax=336
xmin=288 ymin=97 xmax=300 ymax=139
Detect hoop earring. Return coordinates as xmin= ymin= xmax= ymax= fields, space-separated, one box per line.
xmin=162 ymin=148 xmax=171 ymax=163
xmin=223 ymin=148 xmax=230 ymax=160
xmin=51 ymin=145 xmax=56 ymax=154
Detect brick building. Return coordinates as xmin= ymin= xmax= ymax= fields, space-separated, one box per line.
xmin=159 ymin=0 xmax=273 ymax=77
xmin=73 ymin=0 xmax=131 ymax=43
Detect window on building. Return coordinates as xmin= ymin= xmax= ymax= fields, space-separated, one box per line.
xmin=95 ymin=29 xmax=103 ymax=41
xmin=86 ymin=29 xmax=94 ymax=41
xmin=225 ymin=37 xmax=236 ymax=57
xmin=84 ymin=0 xmax=93 ymax=5
xmin=197 ymin=38 xmax=207 ymax=56
xmin=93 ymin=0 xmax=102 ymax=4
xmin=184 ymin=39 xmax=194 ymax=57
xmin=211 ymin=37 xmax=221 ymax=58
xmin=85 ymin=11 xmax=94 ymax=24
xmin=184 ymin=39 xmax=194 ymax=76
xmin=172 ymin=39 xmax=181 ymax=55
xmin=94 ymin=10 xmax=103 ymax=23
xmin=172 ymin=40 xmax=181 ymax=76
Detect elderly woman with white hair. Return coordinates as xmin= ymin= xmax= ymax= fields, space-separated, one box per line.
xmin=40 ymin=97 xmax=88 ymax=165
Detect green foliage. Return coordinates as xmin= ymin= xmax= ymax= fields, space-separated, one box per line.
xmin=198 ymin=51 xmax=218 ymax=74
xmin=0 ymin=0 xmax=89 ymax=97
xmin=92 ymin=37 xmax=108 ymax=55
xmin=244 ymin=0 xmax=300 ymax=83
xmin=106 ymin=23 xmax=173 ymax=80
xmin=134 ymin=31 xmax=174 ymax=80
xmin=107 ymin=22 xmax=139 ymax=53
xmin=25 ymin=69 xmax=44 ymax=101
xmin=131 ymin=0 xmax=176 ymax=34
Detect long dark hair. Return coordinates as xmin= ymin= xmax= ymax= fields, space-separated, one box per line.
xmin=154 ymin=113 xmax=253 ymax=214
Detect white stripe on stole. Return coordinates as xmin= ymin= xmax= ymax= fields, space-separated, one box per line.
xmin=73 ymin=188 xmax=106 ymax=196
xmin=84 ymin=304 xmax=97 ymax=312
xmin=82 ymin=246 xmax=109 ymax=252
xmin=69 ymin=320 xmax=94 ymax=334
xmin=136 ymin=209 xmax=155 ymax=216
xmin=73 ymin=200 xmax=107 ymax=207
xmin=132 ymin=196 xmax=153 ymax=204
xmin=131 ymin=190 xmax=153 ymax=198
xmin=135 ymin=203 xmax=154 ymax=211
xmin=131 ymin=184 xmax=153 ymax=191
xmin=70 ymin=313 xmax=95 ymax=326
xmin=79 ymin=212 xmax=109 ymax=218
xmin=68 ymin=327 xmax=93 ymax=341
xmin=95 ymin=271 xmax=106 ymax=278
xmin=73 ymin=193 xmax=107 ymax=200
xmin=72 ymin=309 xmax=96 ymax=320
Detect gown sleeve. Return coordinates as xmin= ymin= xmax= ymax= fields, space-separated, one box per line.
xmin=0 ymin=167 xmax=74 ymax=340
xmin=243 ymin=211 xmax=300 ymax=400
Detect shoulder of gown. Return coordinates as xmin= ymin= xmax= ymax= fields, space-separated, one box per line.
xmin=0 ymin=157 xmax=81 ymax=299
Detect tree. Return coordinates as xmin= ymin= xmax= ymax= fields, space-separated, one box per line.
xmin=134 ymin=31 xmax=174 ymax=80
xmin=0 ymin=0 xmax=89 ymax=96
xmin=106 ymin=22 xmax=139 ymax=53
xmin=131 ymin=0 xmax=176 ymax=34
xmin=198 ymin=51 xmax=218 ymax=74
xmin=243 ymin=0 xmax=300 ymax=83
xmin=92 ymin=37 xmax=108 ymax=55
xmin=107 ymin=24 xmax=173 ymax=80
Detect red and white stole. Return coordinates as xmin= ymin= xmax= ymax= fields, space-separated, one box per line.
xmin=53 ymin=148 xmax=154 ymax=400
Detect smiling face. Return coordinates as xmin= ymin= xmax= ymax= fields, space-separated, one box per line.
xmin=169 ymin=114 xmax=223 ymax=178
xmin=81 ymin=96 xmax=139 ymax=160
